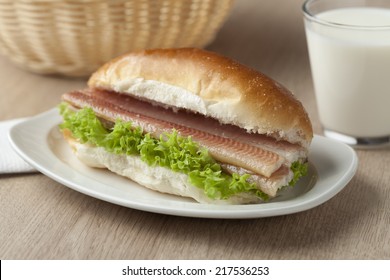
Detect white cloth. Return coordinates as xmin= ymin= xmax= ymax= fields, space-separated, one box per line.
xmin=0 ymin=118 xmax=36 ymax=174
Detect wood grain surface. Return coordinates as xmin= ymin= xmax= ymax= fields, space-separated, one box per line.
xmin=1 ymin=0 xmax=389 ymax=259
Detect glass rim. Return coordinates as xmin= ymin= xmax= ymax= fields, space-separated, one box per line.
xmin=302 ymin=0 xmax=390 ymax=30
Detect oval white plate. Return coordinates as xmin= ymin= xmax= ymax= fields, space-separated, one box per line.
xmin=9 ymin=109 xmax=358 ymax=219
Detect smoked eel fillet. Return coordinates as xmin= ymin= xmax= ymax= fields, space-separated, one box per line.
xmin=62 ymin=89 xmax=287 ymax=178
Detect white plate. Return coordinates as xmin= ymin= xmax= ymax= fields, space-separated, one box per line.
xmin=9 ymin=109 xmax=358 ymax=219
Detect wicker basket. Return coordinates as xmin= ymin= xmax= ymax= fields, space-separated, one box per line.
xmin=0 ymin=0 xmax=234 ymax=77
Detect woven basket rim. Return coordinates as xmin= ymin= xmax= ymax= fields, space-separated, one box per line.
xmin=0 ymin=0 xmax=235 ymax=76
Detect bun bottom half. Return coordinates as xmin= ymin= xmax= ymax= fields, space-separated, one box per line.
xmin=66 ymin=137 xmax=262 ymax=205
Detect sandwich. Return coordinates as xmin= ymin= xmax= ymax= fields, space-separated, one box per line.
xmin=59 ymin=48 xmax=313 ymax=204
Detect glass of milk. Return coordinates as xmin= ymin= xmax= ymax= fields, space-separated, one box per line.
xmin=303 ymin=0 xmax=390 ymax=147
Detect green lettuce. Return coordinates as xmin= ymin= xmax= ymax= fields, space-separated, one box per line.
xmin=289 ymin=161 xmax=308 ymax=186
xmin=59 ymin=103 xmax=307 ymax=201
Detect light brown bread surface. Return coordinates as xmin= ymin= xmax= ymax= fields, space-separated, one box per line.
xmin=88 ymin=48 xmax=313 ymax=147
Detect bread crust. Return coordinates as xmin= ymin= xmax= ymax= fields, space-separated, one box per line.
xmin=88 ymin=48 xmax=313 ymax=147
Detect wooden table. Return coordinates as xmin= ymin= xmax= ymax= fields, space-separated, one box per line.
xmin=1 ymin=0 xmax=389 ymax=259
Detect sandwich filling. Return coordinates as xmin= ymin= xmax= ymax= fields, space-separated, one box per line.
xmin=59 ymin=89 xmax=308 ymax=202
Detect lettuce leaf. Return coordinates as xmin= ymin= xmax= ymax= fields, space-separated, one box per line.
xmin=289 ymin=161 xmax=308 ymax=186
xmin=59 ymin=103 xmax=307 ymax=201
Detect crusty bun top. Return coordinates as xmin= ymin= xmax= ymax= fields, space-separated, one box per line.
xmin=88 ymin=48 xmax=313 ymax=147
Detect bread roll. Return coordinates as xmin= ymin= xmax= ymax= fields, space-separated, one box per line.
xmin=61 ymin=48 xmax=313 ymax=204
xmin=88 ymin=48 xmax=313 ymax=148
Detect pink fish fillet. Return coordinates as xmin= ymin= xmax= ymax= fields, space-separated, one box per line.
xmin=62 ymin=89 xmax=286 ymax=177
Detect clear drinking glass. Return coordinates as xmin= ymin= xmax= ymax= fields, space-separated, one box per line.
xmin=303 ymin=0 xmax=390 ymax=147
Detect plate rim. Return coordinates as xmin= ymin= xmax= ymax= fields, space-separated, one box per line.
xmin=8 ymin=108 xmax=359 ymax=219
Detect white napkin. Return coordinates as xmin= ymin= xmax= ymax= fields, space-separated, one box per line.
xmin=0 ymin=118 xmax=36 ymax=174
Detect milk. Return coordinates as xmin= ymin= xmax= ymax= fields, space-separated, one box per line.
xmin=305 ymin=7 xmax=390 ymax=138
